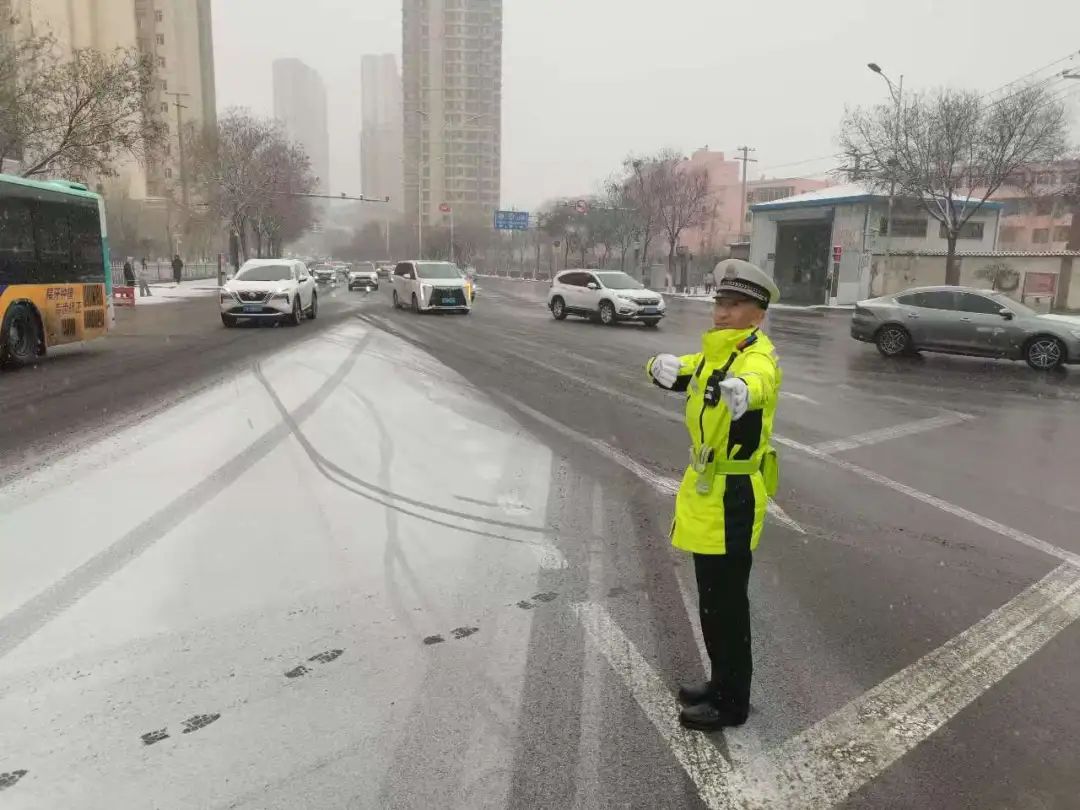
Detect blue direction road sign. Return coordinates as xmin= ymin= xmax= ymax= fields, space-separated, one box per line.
xmin=494 ymin=210 xmax=530 ymax=230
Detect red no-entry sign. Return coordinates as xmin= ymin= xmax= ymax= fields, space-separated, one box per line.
xmin=832 ymin=245 xmax=843 ymax=263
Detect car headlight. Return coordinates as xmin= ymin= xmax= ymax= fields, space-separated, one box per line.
xmin=270 ymin=291 xmax=290 ymax=301
xmin=219 ymin=288 xmax=234 ymax=303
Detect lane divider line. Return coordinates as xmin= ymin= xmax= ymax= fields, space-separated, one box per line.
xmin=810 ymin=412 xmax=975 ymax=455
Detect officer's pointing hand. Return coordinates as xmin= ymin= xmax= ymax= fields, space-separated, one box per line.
xmin=650 ymin=353 xmax=680 ymax=388
xmin=719 ymin=378 xmax=749 ymax=420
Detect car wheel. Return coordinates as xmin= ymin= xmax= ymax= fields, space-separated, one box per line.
xmin=411 ymin=293 xmax=420 ymax=314
xmin=599 ymin=300 xmax=616 ymax=326
xmin=1 ymin=302 xmax=41 ymax=367
xmin=1024 ymin=335 xmax=1065 ymax=370
xmin=221 ymin=313 xmax=237 ymax=328
xmin=550 ymin=296 xmax=567 ymax=320
xmin=307 ymin=292 xmax=318 ymax=320
xmin=642 ymin=319 xmax=660 ymax=328
xmin=875 ymin=325 xmax=911 ymax=357
xmin=392 ymin=290 xmax=400 ymax=309
xmin=289 ymin=297 xmax=303 ymax=326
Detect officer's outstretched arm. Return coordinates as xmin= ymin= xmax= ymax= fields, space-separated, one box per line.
xmin=646 ymin=352 xmax=702 ymax=392
xmin=736 ymin=352 xmax=779 ymax=409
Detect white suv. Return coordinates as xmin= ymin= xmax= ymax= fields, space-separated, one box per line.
xmin=547 ymin=270 xmax=665 ymax=327
xmin=220 ymin=259 xmax=317 ymax=327
xmin=391 ymin=261 xmax=471 ymax=314
xmin=347 ymin=261 xmax=379 ymax=291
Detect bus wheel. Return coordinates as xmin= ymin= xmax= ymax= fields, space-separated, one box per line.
xmin=1 ymin=303 xmax=41 ymax=367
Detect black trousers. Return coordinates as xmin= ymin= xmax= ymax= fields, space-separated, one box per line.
xmin=693 ymin=550 xmax=753 ymax=711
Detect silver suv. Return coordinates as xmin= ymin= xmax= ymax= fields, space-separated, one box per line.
xmin=547 ymin=269 xmax=665 ymax=327
xmin=851 ymin=286 xmax=1080 ymax=370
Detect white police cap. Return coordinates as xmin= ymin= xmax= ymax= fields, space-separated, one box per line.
xmin=712 ymin=259 xmax=780 ymax=307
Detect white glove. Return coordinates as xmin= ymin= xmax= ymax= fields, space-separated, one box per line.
xmin=650 ymin=353 xmax=680 ymax=388
xmin=719 ymin=378 xmax=749 ymax=420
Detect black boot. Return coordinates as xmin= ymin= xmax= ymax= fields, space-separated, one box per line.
xmin=677 ymin=682 xmax=715 ymax=705
xmin=678 ymin=700 xmax=748 ymax=731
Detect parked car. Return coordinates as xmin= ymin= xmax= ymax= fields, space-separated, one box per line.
xmin=390 ymin=260 xmax=471 ymax=314
xmin=220 ymin=259 xmax=317 ymax=327
xmin=348 ymin=262 xmax=379 ymax=291
xmin=851 ymin=286 xmax=1080 ymax=370
xmin=547 ymin=269 xmax=665 ymax=326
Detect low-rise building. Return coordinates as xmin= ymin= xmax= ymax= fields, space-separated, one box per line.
xmin=991 ymin=160 xmax=1080 ymax=251
xmin=749 ymin=183 xmax=1002 ymax=305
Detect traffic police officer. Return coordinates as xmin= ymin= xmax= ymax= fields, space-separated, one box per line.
xmin=646 ymin=259 xmax=782 ymax=731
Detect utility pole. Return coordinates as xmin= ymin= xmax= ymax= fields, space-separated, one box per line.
xmin=735 ymin=146 xmax=757 ymax=242
xmin=166 ymin=92 xmax=191 ymax=210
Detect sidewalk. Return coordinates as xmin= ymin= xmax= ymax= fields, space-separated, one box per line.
xmin=121 ymin=278 xmax=220 ymax=307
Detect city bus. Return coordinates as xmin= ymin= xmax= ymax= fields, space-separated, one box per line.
xmin=0 ymin=173 xmax=112 ymax=366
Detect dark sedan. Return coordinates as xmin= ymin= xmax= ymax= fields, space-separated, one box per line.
xmin=851 ymin=286 xmax=1080 ymax=370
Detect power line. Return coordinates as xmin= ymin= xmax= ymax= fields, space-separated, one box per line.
xmin=982 ymin=49 xmax=1080 ymax=100
xmin=755 ymin=153 xmax=841 ymax=173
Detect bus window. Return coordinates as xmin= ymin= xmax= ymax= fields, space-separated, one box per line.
xmin=70 ymin=204 xmax=105 ymax=282
xmin=34 ymin=200 xmax=74 ymax=283
xmin=0 ymin=195 xmax=35 ymax=285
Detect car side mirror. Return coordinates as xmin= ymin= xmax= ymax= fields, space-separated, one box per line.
xmin=586 ymin=282 xmax=599 ymax=290
xmin=999 ymin=308 xmax=1014 ymax=320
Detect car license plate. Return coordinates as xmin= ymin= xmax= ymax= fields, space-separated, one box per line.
xmin=642 ymin=307 xmax=658 ymax=315
xmin=243 ymin=305 xmax=260 ymax=313
xmin=441 ymin=296 xmax=456 ymax=305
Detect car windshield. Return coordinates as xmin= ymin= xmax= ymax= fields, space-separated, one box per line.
xmin=356 ymin=263 xmax=375 ymax=272
xmin=415 ymin=262 xmax=461 ymax=279
xmin=235 ymin=264 xmax=293 ymax=282
xmin=596 ymin=272 xmax=643 ymax=290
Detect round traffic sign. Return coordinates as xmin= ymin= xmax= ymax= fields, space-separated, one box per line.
xmin=439 ymin=202 xmax=451 ymax=213
xmin=575 ymin=200 xmax=588 ymax=214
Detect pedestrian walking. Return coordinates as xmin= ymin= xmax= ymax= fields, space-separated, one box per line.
xmin=138 ymin=256 xmax=152 ymax=297
xmin=171 ymin=254 xmax=184 ymax=285
xmin=122 ymin=258 xmax=135 ymax=286
xmin=646 ymin=258 xmax=782 ymax=731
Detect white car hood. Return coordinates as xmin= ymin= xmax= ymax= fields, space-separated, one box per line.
xmin=417 ymin=277 xmax=467 ymax=287
xmin=226 ymin=279 xmax=295 ymax=294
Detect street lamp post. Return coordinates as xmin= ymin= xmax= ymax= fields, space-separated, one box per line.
xmin=868 ymin=63 xmax=903 ymax=268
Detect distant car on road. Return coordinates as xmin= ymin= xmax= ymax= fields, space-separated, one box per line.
xmin=312 ymin=265 xmax=336 ymax=285
xmin=851 ymin=285 xmax=1080 ymax=370
xmin=390 ymin=260 xmax=471 ymax=314
xmin=376 ymin=261 xmax=395 ymax=279
xmin=348 ymin=261 xmax=379 ymax=291
xmin=547 ymin=269 xmax=665 ymax=327
xmin=220 ymin=259 xmax=317 ymax=327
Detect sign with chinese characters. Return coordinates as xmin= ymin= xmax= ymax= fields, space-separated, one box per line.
xmin=494 ymin=210 xmax=530 ymax=230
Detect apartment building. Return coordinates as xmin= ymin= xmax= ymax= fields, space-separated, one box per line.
xmin=992 ymin=160 xmax=1080 ymax=251
xmin=6 ymin=0 xmax=216 ymax=200
xmin=272 ymin=58 xmax=330 ymax=195
xmin=360 ymin=53 xmax=404 ymax=211
xmin=402 ymin=0 xmax=502 ymax=225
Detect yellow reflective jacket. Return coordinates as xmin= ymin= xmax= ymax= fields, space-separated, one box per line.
xmin=647 ymin=327 xmax=781 ymax=555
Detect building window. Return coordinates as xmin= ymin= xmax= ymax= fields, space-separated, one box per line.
xmin=999 ymin=226 xmax=1023 ymax=243
xmin=939 ymin=220 xmax=984 ymax=240
xmin=1053 ymin=226 xmax=1071 ymax=242
xmin=160 ymin=79 xmax=167 ymax=90
xmin=1032 ymin=228 xmax=1050 ymax=244
xmin=157 ymin=56 xmax=166 ymax=68
xmin=881 ymin=217 xmax=928 ymax=238
xmin=160 ymin=102 xmax=168 ymax=113
xmin=156 ymin=33 xmax=164 ymax=45
xmin=1035 ymin=173 xmax=1054 ymax=186
xmin=155 ymin=10 xmax=163 ymax=22
xmin=165 ymin=167 xmax=173 ymax=179
xmin=1035 ymin=198 xmax=1054 ymax=216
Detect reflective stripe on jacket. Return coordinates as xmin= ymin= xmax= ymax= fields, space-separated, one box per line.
xmin=647 ymin=327 xmax=781 ymax=555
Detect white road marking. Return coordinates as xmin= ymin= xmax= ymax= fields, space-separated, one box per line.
xmin=752 ymin=562 xmax=1080 ymax=808
xmin=574 ymin=482 xmax=607 ymax=807
xmin=495 ymin=393 xmax=805 ymax=534
xmin=572 ymin=600 xmax=741 ymax=808
xmin=811 ymin=412 xmax=974 ymax=454
xmin=781 ymin=391 xmax=819 ymax=405
xmin=774 ymin=435 xmax=1080 ymax=567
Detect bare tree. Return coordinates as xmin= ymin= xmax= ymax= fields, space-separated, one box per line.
xmin=840 ymin=83 xmax=1068 ymax=284
xmin=654 ymin=158 xmax=712 ymax=289
xmin=623 ymin=152 xmax=673 ymax=273
xmin=0 ymin=27 xmax=165 ymax=180
xmin=187 ymin=109 xmax=316 ymax=261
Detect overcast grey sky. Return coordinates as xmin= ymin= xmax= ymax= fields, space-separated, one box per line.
xmin=214 ymin=0 xmax=1080 ymax=209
